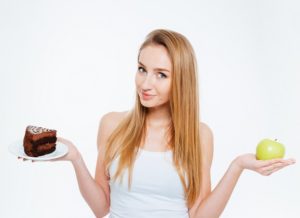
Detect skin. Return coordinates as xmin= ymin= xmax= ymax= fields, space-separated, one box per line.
xmin=19 ymin=44 xmax=296 ymax=218
xmin=135 ymin=44 xmax=173 ymax=151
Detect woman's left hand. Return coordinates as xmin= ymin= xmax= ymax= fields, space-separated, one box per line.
xmin=234 ymin=154 xmax=296 ymax=176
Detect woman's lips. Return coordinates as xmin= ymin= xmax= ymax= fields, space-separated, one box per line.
xmin=141 ymin=93 xmax=155 ymax=100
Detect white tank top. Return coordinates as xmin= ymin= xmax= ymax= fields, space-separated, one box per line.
xmin=108 ymin=148 xmax=189 ymax=218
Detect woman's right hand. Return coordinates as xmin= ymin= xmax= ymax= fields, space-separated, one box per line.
xmin=51 ymin=137 xmax=81 ymax=162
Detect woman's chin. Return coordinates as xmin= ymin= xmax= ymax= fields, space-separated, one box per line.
xmin=140 ymin=102 xmax=154 ymax=108
xmin=140 ymin=101 xmax=169 ymax=109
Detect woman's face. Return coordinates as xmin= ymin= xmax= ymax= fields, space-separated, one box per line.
xmin=135 ymin=44 xmax=172 ymax=108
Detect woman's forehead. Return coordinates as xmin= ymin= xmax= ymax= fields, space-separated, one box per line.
xmin=139 ymin=45 xmax=172 ymax=71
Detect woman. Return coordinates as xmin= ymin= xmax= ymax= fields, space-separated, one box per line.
xmin=22 ymin=29 xmax=295 ymax=218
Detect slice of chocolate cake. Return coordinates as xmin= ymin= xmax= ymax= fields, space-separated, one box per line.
xmin=23 ymin=125 xmax=57 ymax=157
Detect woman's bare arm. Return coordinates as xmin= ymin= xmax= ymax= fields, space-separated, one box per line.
xmin=55 ymin=113 xmax=119 ymax=217
xmin=189 ymin=124 xmax=295 ymax=218
xmin=70 ymin=151 xmax=110 ymax=218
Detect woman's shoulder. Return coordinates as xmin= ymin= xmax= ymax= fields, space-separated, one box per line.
xmin=200 ymin=122 xmax=213 ymax=137
xmin=101 ymin=110 xmax=129 ymax=123
xmin=99 ymin=111 xmax=129 ymax=133
xmin=97 ymin=111 xmax=129 ymax=149
xmin=199 ymin=122 xmax=214 ymax=166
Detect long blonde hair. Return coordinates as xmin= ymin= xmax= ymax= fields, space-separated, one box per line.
xmin=104 ymin=29 xmax=202 ymax=208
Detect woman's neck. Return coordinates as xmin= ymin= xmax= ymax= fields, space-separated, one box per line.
xmin=146 ymin=104 xmax=171 ymax=128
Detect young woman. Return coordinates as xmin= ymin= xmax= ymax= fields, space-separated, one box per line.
xmin=22 ymin=29 xmax=295 ymax=218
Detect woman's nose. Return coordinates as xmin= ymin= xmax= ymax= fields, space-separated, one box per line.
xmin=141 ymin=73 xmax=154 ymax=89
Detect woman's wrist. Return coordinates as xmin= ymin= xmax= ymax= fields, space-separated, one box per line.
xmin=70 ymin=149 xmax=83 ymax=165
xmin=231 ymin=156 xmax=245 ymax=173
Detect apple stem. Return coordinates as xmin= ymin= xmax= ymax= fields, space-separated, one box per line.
xmin=275 ymin=139 xmax=278 ymax=141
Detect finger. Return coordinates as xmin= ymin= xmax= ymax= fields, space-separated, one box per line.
xmin=261 ymin=161 xmax=294 ymax=175
xmin=261 ymin=168 xmax=276 ymax=176
xmin=260 ymin=157 xmax=295 ymax=167
xmin=268 ymin=159 xmax=296 ymax=166
xmin=271 ymin=163 xmax=294 ymax=174
xmin=256 ymin=159 xmax=284 ymax=168
xmin=268 ymin=161 xmax=291 ymax=168
xmin=57 ymin=137 xmax=68 ymax=143
xmin=57 ymin=137 xmax=71 ymax=145
xmin=261 ymin=162 xmax=288 ymax=173
xmin=285 ymin=158 xmax=296 ymax=164
xmin=272 ymin=158 xmax=295 ymax=164
xmin=271 ymin=165 xmax=287 ymax=174
xmin=265 ymin=164 xmax=288 ymax=176
xmin=56 ymin=137 xmax=69 ymax=144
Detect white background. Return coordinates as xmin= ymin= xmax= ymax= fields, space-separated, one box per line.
xmin=1 ymin=0 xmax=299 ymax=217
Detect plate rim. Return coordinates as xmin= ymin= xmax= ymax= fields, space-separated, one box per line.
xmin=8 ymin=139 xmax=68 ymax=161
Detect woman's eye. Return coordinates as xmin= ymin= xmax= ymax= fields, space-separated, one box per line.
xmin=138 ymin=67 xmax=146 ymax=73
xmin=158 ymin=73 xmax=167 ymax=79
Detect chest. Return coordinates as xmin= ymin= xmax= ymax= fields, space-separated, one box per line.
xmin=142 ymin=127 xmax=170 ymax=151
xmin=109 ymin=150 xmax=185 ymax=199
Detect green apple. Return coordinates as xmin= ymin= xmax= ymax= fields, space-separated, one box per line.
xmin=256 ymin=138 xmax=285 ymax=160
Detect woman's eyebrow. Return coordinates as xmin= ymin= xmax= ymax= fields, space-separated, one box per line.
xmin=138 ymin=61 xmax=170 ymax=72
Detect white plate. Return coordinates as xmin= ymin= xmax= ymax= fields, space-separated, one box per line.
xmin=8 ymin=140 xmax=68 ymax=161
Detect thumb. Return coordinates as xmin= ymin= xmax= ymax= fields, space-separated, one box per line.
xmin=57 ymin=137 xmax=72 ymax=145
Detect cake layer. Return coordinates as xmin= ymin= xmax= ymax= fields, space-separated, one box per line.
xmin=29 ymin=136 xmax=57 ymax=146
xmin=24 ymin=140 xmax=56 ymax=157
xmin=25 ymin=126 xmax=56 ymax=141
xmin=35 ymin=143 xmax=56 ymax=155
xmin=23 ymin=125 xmax=57 ymax=157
